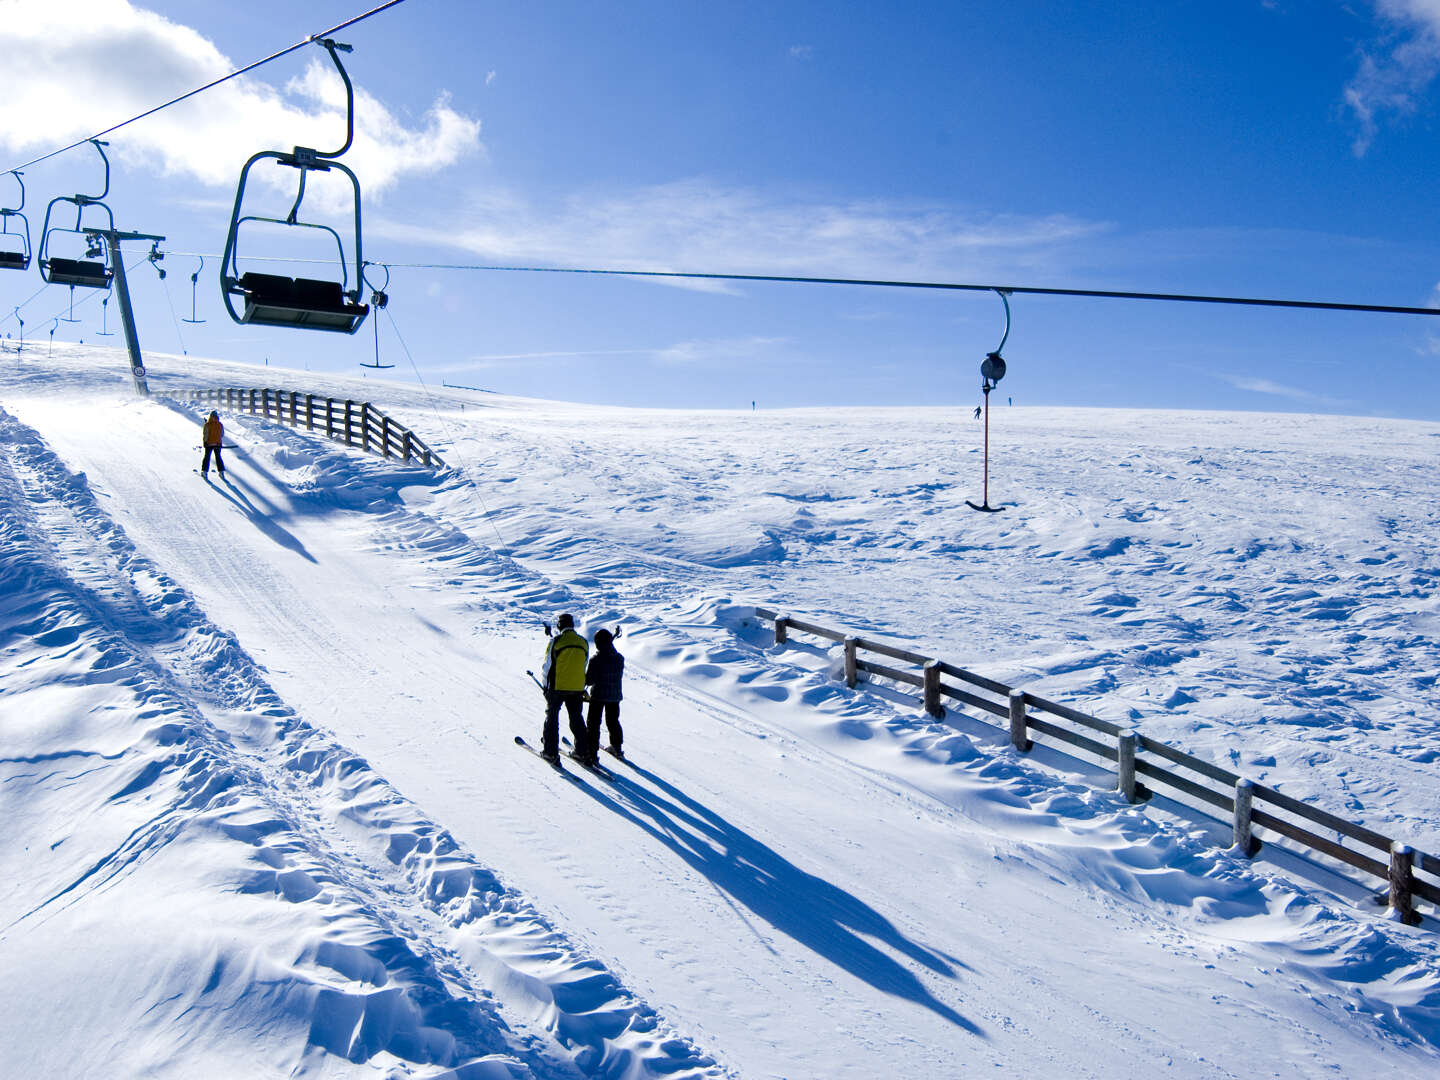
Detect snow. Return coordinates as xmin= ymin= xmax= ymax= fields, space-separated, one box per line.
xmin=2 ymin=342 xmax=1439 ymax=1078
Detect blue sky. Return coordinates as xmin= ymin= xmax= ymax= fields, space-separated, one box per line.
xmin=3 ymin=0 xmax=1440 ymax=417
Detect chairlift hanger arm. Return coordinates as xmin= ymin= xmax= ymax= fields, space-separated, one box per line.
xmin=2 ymin=170 xmax=23 ymax=214
xmin=313 ymin=39 xmax=356 ymax=160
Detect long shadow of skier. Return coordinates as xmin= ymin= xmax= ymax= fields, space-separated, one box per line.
xmin=207 ymin=476 xmax=316 ymax=563
xmin=574 ymin=760 xmax=984 ymax=1035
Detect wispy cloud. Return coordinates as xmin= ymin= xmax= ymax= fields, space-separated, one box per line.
xmin=1214 ymin=371 xmax=1342 ymax=406
xmin=373 ymin=179 xmax=1110 ymax=287
xmin=789 ymin=45 xmax=815 ymax=60
xmin=1344 ymin=1 xmax=1440 ymax=155
xmin=0 ymin=0 xmax=482 ymax=199
xmin=456 ymin=337 xmax=792 ymax=371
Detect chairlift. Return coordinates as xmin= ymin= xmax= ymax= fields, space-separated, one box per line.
xmin=183 ymin=256 xmax=206 ymax=323
xmin=0 ymin=171 xmax=32 ymax=271
xmin=220 ymin=38 xmax=369 ymax=334
xmin=359 ymin=263 xmax=393 ymax=368
xmin=95 ymin=294 xmax=116 ymax=336
xmin=38 ymin=140 xmax=115 ymax=290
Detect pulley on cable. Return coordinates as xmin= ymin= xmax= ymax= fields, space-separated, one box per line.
xmin=359 ymin=263 xmax=394 ymax=369
xmin=38 ymin=139 xmax=115 ymax=290
xmin=220 ymin=37 xmax=369 ymax=334
xmin=1 ymin=170 xmax=32 ymax=271
xmin=965 ymin=289 xmax=1009 ymax=513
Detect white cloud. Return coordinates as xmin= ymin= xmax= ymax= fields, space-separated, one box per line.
xmin=1344 ymin=1 xmax=1440 ymax=154
xmin=0 ymin=0 xmax=481 ymax=199
xmin=789 ymin=45 xmax=814 ymax=60
xmin=373 ymin=179 xmax=1109 ymax=287
xmin=1215 ymin=371 xmax=1340 ymax=406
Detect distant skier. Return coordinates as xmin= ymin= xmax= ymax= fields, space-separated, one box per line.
xmin=201 ymin=410 xmax=226 ymax=479
xmin=584 ymin=628 xmax=625 ymax=763
xmin=541 ymin=613 xmax=589 ymax=764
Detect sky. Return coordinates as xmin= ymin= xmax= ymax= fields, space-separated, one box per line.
xmin=3 ymin=0 xmax=1440 ymax=416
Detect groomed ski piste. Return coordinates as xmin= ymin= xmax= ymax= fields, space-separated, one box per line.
xmin=2 ymin=343 xmax=1439 ymax=1079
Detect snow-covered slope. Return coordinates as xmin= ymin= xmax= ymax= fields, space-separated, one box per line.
xmin=2 ymin=344 xmax=1438 ymax=1078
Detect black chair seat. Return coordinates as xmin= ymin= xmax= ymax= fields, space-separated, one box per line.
xmin=45 ymin=257 xmax=111 ymax=288
xmin=236 ymin=271 xmax=367 ymax=332
xmin=0 ymin=250 xmax=28 ymax=271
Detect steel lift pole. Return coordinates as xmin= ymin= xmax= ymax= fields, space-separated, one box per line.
xmin=88 ymin=228 xmax=165 ymax=397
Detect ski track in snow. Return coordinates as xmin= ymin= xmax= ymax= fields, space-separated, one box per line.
xmin=0 ymin=401 xmax=726 ymax=1079
xmin=3 ymin=345 xmax=1440 ymax=1077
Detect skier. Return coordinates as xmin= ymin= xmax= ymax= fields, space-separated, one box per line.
xmin=540 ymin=613 xmax=588 ymax=764
xmin=584 ymin=628 xmax=625 ymax=763
xmin=201 ymin=410 xmax=226 ymax=479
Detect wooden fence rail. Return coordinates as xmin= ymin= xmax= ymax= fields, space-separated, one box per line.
xmin=172 ymin=387 xmax=444 ymax=468
xmin=754 ymin=605 xmax=1438 ymax=925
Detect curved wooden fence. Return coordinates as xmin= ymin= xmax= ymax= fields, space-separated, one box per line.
xmin=754 ymin=605 xmax=1438 ymax=926
xmin=173 ymin=387 xmax=444 ymax=468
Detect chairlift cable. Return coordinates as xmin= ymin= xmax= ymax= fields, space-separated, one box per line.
xmin=159 ymin=251 xmax=1440 ymax=318
xmin=1 ymin=0 xmax=416 ymax=176
xmin=391 ymin=264 xmax=1440 ymax=318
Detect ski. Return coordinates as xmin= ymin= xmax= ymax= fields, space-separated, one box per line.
xmin=514 ymin=735 xmax=575 ymax=778
xmin=602 ymin=746 xmax=629 ymax=764
xmin=561 ymin=737 xmax=614 ymax=779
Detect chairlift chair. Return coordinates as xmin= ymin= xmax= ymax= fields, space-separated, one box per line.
xmin=0 ymin=171 xmax=32 ymax=271
xmin=220 ymin=38 xmax=369 ymax=335
xmin=38 ymin=140 xmax=115 ymax=290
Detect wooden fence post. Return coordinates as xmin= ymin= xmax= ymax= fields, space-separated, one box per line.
xmin=774 ymin=613 xmax=788 ymax=645
xmin=344 ymin=400 xmax=355 ymax=446
xmin=305 ymin=394 xmax=314 ymax=431
xmin=382 ymin=414 xmax=394 ymax=458
xmin=1390 ymin=843 xmax=1420 ymax=925
xmin=1117 ymin=730 xmax=1138 ymax=803
xmin=249 ymin=387 xmax=257 ymax=415
xmin=1233 ymin=779 xmax=1256 ymax=856
xmin=402 ymin=429 xmax=413 ymax=463
xmin=844 ymin=636 xmax=857 ymax=689
xmin=923 ymin=661 xmax=944 ymax=718
xmin=325 ymin=398 xmax=335 ymax=439
xmin=1008 ymin=690 xmax=1031 ymax=751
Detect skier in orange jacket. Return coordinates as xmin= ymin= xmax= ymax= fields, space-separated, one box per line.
xmin=201 ymin=411 xmax=226 ymax=479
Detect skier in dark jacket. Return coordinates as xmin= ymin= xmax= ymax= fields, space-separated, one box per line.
xmin=584 ymin=628 xmax=625 ymax=763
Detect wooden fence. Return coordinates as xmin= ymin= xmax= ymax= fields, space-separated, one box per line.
xmin=174 ymin=387 xmax=444 ymax=468
xmin=753 ymin=606 xmax=1439 ymax=926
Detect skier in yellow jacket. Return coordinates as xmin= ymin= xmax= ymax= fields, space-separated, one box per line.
xmin=540 ymin=613 xmax=588 ymax=763
xmin=201 ymin=411 xmax=226 ymax=479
